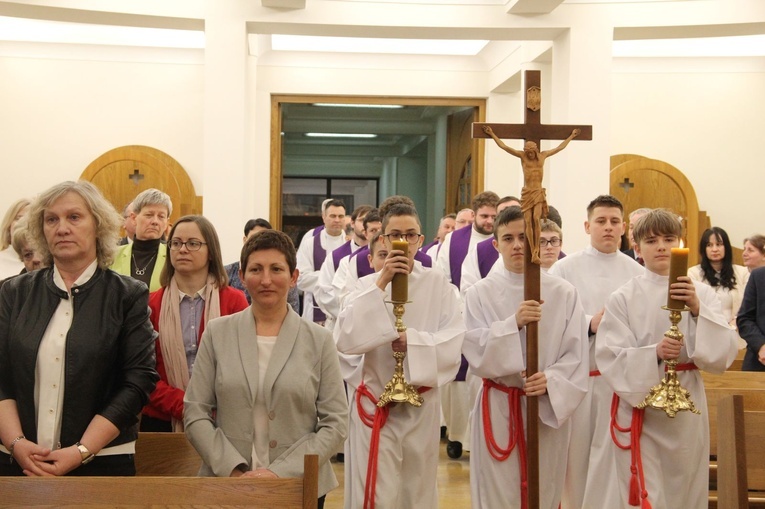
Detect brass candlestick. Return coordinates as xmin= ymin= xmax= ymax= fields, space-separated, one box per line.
xmin=637 ymin=307 xmax=700 ymax=418
xmin=377 ymin=302 xmax=424 ymax=408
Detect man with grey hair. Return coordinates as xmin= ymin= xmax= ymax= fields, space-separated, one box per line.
xmin=622 ymin=207 xmax=652 ymax=264
xmin=118 ymin=201 xmax=136 ymax=245
xmin=111 ymin=188 xmax=172 ymax=292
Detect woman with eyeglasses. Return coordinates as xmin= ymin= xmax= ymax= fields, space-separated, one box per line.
xmin=141 ymin=215 xmax=248 ymax=432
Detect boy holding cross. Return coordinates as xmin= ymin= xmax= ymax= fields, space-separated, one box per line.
xmin=463 ymin=206 xmax=588 ymax=509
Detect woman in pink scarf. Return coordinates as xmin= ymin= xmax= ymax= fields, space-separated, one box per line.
xmin=141 ymin=215 xmax=248 ymax=432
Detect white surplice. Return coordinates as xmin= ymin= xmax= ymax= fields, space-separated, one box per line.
xmin=296 ymin=227 xmax=346 ymax=322
xmin=595 ymin=271 xmax=738 ymax=509
xmin=549 ymin=246 xmax=643 ymax=509
xmin=314 ymin=240 xmax=363 ymax=331
xmin=334 ymin=264 xmax=465 ymax=509
xmin=464 ymin=268 xmax=588 ymax=509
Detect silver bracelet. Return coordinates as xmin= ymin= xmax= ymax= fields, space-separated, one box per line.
xmin=7 ymin=435 xmax=25 ymax=464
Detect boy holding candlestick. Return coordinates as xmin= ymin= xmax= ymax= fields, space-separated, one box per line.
xmin=463 ymin=206 xmax=588 ymax=509
xmin=595 ymin=208 xmax=738 ymax=509
xmin=334 ymin=203 xmax=465 ymax=509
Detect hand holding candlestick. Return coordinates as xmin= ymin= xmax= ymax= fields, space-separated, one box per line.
xmin=639 ymin=247 xmax=700 ymax=417
xmin=378 ymin=239 xmax=424 ymax=408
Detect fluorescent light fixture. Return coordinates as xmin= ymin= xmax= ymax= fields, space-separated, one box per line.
xmin=313 ymin=103 xmax=404 ymax=109
xmin=0 ymin=16 xmax=205 ymax=48
xmin=614 ymin=35 xmax=765 ymax=58
xmin=305 ymin=133 xmax=378 ymax=138
xmin=273 ymin=35 xmax=488 ymax=56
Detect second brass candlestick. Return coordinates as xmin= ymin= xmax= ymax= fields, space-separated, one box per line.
xmin=378 ymin=302 xmax=424 ymax=408
xmin=637 ymin=307 xmax=700 ymax=418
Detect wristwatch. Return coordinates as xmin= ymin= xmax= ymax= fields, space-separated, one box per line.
xmin=75 ymin=442 xmax=95 ymax=465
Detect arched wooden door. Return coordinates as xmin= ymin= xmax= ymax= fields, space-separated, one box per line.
xmin=610 ymin=154 xmax=705 ymax=266
xmin=80 ymin=146 xmax=202 ymax=226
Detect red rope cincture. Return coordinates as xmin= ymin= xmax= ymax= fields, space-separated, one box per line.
xmin=481 ymin=378 xmax=528 ymax=509
xmin=589 ymin=370 xmax=601 ymax=377
xmin=356 ymin=382 xmax=431 ymax=509
xmin=608 ymin=362 xmax=697 ymax=509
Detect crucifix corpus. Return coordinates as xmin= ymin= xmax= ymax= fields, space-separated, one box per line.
xmin=472 ymin=70 xmax=592 ymax=509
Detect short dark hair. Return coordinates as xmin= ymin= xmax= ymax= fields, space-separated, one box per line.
xmin=498 ymin=196 xmax=521 ymax=207
xmin=363 ymin=208 xmax=381 ymax=230
xmin=381 ymin=204 xmax=420 ymax=233
xmin=244 ymin=218 xmax=272 ymax=236
xmin=324 ymin=199 xmax=346 ymax=212
xmin=240 ymin=229 xmax=297 ymax=273
xmin=368 ymin=231 xmax=384 ymax=255
xmin=586 ymin=195 xmax=624 ymax=219
xmin=161 ymin=215 xmax=228 ymax=288
xmin=472 ymin=191 xmax=500 ymax=212
xmin=547 ymin=205 xmax=562 ymax=228
xmin=378 ymin=195 xmax=415 ymax=219
xmin=493 ymin=206 xmax=524 ymax=240
xmin=633 ymin=209 xmax=682 ymax=245
xmin=351 ymin=205 xmax=373 ymax=222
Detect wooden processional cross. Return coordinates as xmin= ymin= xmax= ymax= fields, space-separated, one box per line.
xmin=472 ymin=70 xmax=592 ymax=509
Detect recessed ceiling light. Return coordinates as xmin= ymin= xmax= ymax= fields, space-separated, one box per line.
xmin=273 ymin=35 xmax=488 ymax=56
xmin=0 ymin=16 xmax=204 ymax=48
xmin=312 ymin=103 xmax=404 ymax=109
xmin=613 ymin=35 xmax=765 ymax=58
xmin=305 ymin=133 xmax=378 ymax=138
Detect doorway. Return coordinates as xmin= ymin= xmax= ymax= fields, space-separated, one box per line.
xmin=269 ymin=95 xmax=486 ymax=242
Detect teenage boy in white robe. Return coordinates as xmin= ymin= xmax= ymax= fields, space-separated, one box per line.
xmin=464 ymin=206 xmax=588 ymax=509
xmin=596 ymin=208 xmax=738 ymax=509
xmin=549 ymin=194 xmax=643 ymax=509
xmin=335 ymin=203 xmax=465 ymax=509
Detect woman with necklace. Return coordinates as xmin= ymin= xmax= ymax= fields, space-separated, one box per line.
xmin=688 ymin=227 xmax=749 ymax=334
xmin=111 ymin=188 xmax=171 ymax=291
xmin=140 ymin=215 xmax=248 ymax=432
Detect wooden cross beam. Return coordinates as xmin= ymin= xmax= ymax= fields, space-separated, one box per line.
xmin=472 ymin=70 xmax=592 ymax=509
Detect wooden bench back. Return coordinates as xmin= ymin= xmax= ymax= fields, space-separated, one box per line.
xmin=717 ymin=395 xmax=765 ymax=509
xmin=702 ymin=371 xmax=765 ymax=456
xmin=0 ymin=454 xmax=319 ymax=509
xmin=135 ymin=431 xmax=201 ymax=476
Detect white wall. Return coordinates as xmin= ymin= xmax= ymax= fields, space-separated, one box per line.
xmin=0 ymin=52 xmax=204 ymax=203
xmin=611 ymin=60 xmax=765 ymax=248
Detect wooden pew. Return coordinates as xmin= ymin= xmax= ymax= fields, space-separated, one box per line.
xmin=703 ymin=371 xmax=765 ymax=508
xmin=0 ymin=454 xmax=319 ymax=509
xmin=135 ymin=431 xmax=201 ymax=476
xmin=716 ymin=395 xmax=765 ymax=509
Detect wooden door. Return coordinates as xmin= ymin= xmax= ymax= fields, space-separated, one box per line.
xmin=610 ymin=154 xmax=705 ymax=266
xmin=80 ymin=145 xmax=202 ymax=226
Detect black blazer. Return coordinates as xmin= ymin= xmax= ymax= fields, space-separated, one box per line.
xmin=738 ymin=266 xmax=765 ymax=371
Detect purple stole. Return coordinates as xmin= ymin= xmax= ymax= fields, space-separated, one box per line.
xmin=310 ymin=226 xmax=327 ymax=323
xmin=420 ymin=239 xmax=438 ymax=254
xmin=477 ymin=237 xmax=499 ymax=279
xmin=448 ymin=226 xmax=473 ymax=288
xmin=352 ymin=246 xmax=373 ymax=278
xmin=448 ymin=227 xmax=476 ymax=382
xmin=351 ymin=245 xmax=433 ymax=279
xmin=332 ymin=240 xmax=354 ymax=270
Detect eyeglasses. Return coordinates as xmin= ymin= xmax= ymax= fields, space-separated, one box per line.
xmin=381 ymin=233 xmax=423 ymax=245
xmin=169 ymin=239 xmax=207 ymax=251
xmin=539 ymin=237 xmax=562 ymax=247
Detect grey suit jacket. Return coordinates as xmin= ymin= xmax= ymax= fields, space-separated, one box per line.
xmin=184 ymin=306 xmax=348 ymax=496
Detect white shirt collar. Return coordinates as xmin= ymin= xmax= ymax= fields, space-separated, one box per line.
xmin=53 ymin=259 xmax=98 ymax=294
